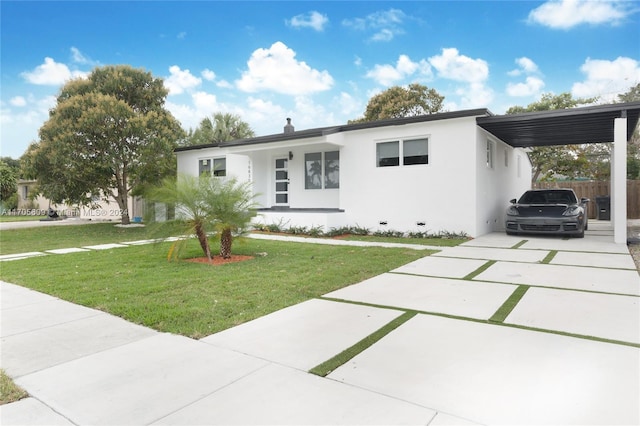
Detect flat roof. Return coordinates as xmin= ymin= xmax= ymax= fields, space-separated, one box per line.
xmin=476 ymin=101 xmax=640 ymax=148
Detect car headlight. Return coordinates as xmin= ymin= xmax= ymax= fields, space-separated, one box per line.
xmin=506 ymin=206 xmax=519 ymax=216
xmin=562 ymin=206 xmax=580 ymax=216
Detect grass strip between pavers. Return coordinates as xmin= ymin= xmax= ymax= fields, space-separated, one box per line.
xmin=541 ymin=250 xmax=558 ymax=264
xmin=462 ymin=260 xmax=496 ymax=280
xmin=489 ymin=285 xmax=530 ymax=323
xmin=309 ymin=310 xmax=417 ymax=377
xmin=510 ymin=240 xmax=528 ymax=249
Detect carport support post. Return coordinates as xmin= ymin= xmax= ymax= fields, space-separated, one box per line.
xmin=612 ymin=116 xmax=627 ymax=244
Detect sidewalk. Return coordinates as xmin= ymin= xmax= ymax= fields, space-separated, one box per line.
xmin=1 ymin=223 xmax=639 ymax=425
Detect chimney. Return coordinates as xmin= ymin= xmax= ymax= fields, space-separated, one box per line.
xmin=284 ymin=117 xmax=294 ymax=134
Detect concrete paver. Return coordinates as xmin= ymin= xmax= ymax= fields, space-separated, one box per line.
xmin=324 ymin=272 xmax=516 ymax=320
xmin=328 ymin=314 xmax=640 ymax=425
xmin=505 ymin=287 xmax=640 ymax=344
xmin=550 ymin=250 xmax=637 ymax=269
xmin=432 ymin=245 xmax=549 ymax=263
xmin=15 ymin=333 xmax=268 ymax=425
xmin=2 ymin=313 xmax=157 ymax=377
xmin=45 ymin=247 xmax=90 ymax=254
xmin=474 ymin=260 xmax=640 ymax=295
xmin=520 ymin=236 xmax=630 ymax=253
xmin=0 ymin=398 xmax=74 ymax=425
xmin=153 ymin=363 xmax=438 ymax=425
xmin=392 ymin=256 xmax=488 ymax=278
xmin=202 ymin=299 xmax=403 ymax=371
xmin=81 ymin=243 xmax=128 ymax=250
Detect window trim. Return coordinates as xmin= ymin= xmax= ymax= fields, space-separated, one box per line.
xmin=199 ymin=156 xmax=227 ymax=177
xmin=376 ymin=137 xmax=429 ymax=168
xmin=304 ymin=150 xmax=340 ymax=190
xmin=486 ymin=139 xmax=495 ymax=169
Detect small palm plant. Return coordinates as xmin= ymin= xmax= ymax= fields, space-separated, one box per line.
xmin=147 ymin=174 xmax=257 ymax=261
xmin=208 ymin=177 xmax=258 ymax=258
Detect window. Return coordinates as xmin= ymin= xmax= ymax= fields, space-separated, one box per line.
xmin=305 ymin=151 xmax=339 ymax=189
xmin=199 ymin=157 xmax=226 ymax=177
xmin=377 ymin=141 xmax=399 ymax=167
xmin=403 ymin=139 xmax=428 ymax=165
xmin=377 ymin=138 xmax=428 ymax=167
xmin=486 ymin=140 xmax=494 ymax=169
xmin=504 ymin=149 xmax=509 ymax=168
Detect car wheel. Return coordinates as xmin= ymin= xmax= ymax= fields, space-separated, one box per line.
xmin=575 ymin=230 xmax=585 ymax=238
xmin=584 ymin=220 xmax=588 ymax=231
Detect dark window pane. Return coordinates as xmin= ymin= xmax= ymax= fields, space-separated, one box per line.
xmin=377 ymin=142 xmax=399 ymax=167
xmin=199 ymin=159 xmax=211 ymax=176
xmin=276 ymin=159 xmax=287 ymax=169
xmin=213 ymin=158 xmax=226 ymax=176
xmin=276 ymin=170 xmax=288 ymax=180
xmin=276 ymin=182 xmax=288 ymax=191
xmin=305 ymin=152 xmax=322 ymax=189
xmin=276 ymin=194 xmax=288 ymax=203
xmin=403 ymin=139 xmax=428 ymax=165
xmin=325 ymin=151 xmax=339 ymax=189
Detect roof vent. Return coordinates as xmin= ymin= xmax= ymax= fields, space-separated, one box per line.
xmin=284 ymin=117 xmax=294 ymax=134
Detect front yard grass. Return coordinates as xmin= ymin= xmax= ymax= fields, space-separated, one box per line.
xmin=0 ymin=369 xmax=28 ymax=405
xmin=0 ymin=221 xmax=185 ymax=255
xmin=0 ymin=239 xmax=431 ymax=338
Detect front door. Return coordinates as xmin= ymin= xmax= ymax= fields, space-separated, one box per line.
xmin=274 ymin=157 xmax=289 ymax=206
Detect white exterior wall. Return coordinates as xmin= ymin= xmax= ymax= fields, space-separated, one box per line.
xmin=474 ymin=128 xmax=532 ymax=235
xmin=338 ymin=116 xmax=479 ymax=235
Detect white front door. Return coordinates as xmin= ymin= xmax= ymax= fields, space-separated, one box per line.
xmin=274 ymin=157 xmax=289 ymax=206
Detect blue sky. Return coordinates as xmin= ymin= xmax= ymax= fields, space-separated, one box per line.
xmin=1 ymin=0 xmax=639 ymax=159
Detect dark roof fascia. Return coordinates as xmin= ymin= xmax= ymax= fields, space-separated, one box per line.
xmin=174 ymin=108 xmax=492 ymax=152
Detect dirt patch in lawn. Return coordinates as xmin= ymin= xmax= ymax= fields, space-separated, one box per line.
xmin=186 ymin=255 xmax=254 ymax=265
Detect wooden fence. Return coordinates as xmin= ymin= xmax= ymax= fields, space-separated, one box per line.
xmin=532 ymin=180 xmax=640 ymax=219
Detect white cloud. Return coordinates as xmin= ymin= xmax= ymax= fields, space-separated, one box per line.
xmin=429 ymin=48 xmax=488 ymax=83
xmin=506 ymin=76 xmax=546 ymax=97
xmin=177 ymin=31 xmax=187 ymax=39
xmin=216 ymin=80 xmax=233 ymax=89
xmin=336 ymin=92 xmax=362 ymax=116
xmin=366 ymin=54 xmax=432 ymax=86
xmin=10 ymin=96 xmax=27 ymax=107
xmin=70 ymin=47 xmax=98 ymax=66
xmin=572 ymin=56 xmax=640 ymax=102
xmin=342 ymin=9 xmax=406 ymax=42
xmin=287 ymin=11 xmax=328 ymax=31
xmin=528 ymin=0 xmax=633 ymax=29
xmin=456 ymin=82 xmax=494 ymax=109
xmin=201 ymin=69 xmax=216 ymax=81
xmin=235 ymin=41 xmax=333 ymax=95
xmin=164 ymin=65 xmax=202 ymax=95
xmin=21 ymin=57 xmax=86 ymax=85
xmin=508 ymin=57 xmax=540 ymax=76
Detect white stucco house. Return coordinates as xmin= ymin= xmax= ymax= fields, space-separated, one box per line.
xmin=175 ymin=108 xmax=532 ymax=238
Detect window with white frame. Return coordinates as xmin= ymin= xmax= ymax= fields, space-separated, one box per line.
xmin=305 ymin=151 xmax=339 ymax=189
xmin=376 ymin=138 xmax=428 ymax=167
xmin=199 ymin=157 xmax=226 ymax=177
xmin=486 ymin=139 xmax=494 ymax=169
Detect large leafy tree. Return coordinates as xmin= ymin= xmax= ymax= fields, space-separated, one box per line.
xmin=184 ymin=112 xmax=255 ymax=146
xmin=23 ymin=65 xmax=184 ymax=224
xmin=506 ymin=93 xmax=598 ymax=182
xmin=349 ymin=83 xmax=445 ymax=123
xmin=0 ymin=160 xmax=18 ymax=209
xmin=147 ymin=174 xmax=257 ymax=261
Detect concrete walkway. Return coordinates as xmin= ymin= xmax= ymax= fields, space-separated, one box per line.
xmin=1 ymin=222 xmax=639 ymax=425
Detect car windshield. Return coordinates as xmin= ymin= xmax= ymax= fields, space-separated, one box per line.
xmin=519 ymin=190 xmax=577 ymax=204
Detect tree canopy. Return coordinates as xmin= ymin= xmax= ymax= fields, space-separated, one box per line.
xmin=22 ymin=65 xmax=185 ymax=224
xmin=183 ymin=112 xmax=255 ymax=146
xmin=350 ymin=83 xmax=445 ymax=123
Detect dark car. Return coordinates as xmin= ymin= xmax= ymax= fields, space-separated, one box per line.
xmin=505 ymin=189 xmax=589 ymax=238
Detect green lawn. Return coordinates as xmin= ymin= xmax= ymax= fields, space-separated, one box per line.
xmin=0 ymin=222 xmax=185 ymax=255
xmin=0 ymin=238 xmax=431 ymax=338
xmin=0 ymin=215 xmax=48 ymax=223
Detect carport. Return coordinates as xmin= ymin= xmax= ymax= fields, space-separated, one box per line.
xmin=477 ymin=101 xmax=640 ymax=244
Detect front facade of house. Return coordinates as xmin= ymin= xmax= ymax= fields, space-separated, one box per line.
xmin=175 ymin=109 xmax=532 ymax=238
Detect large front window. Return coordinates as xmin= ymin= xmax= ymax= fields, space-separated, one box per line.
xmin=305 ymin=151 xmax=339 ymax=189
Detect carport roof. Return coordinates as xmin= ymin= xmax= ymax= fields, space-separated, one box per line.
xmin=477 ymin=101 xmax=640 ymax=148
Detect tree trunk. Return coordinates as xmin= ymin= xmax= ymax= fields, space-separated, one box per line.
xmin=195 ymin=223 xmax=212 ymax=261
xmin=220 ymin=227 xmax=233 ymax=259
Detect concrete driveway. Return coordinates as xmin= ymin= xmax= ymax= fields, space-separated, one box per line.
xmin=1 ymin=221 xmax=638 ymax=425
